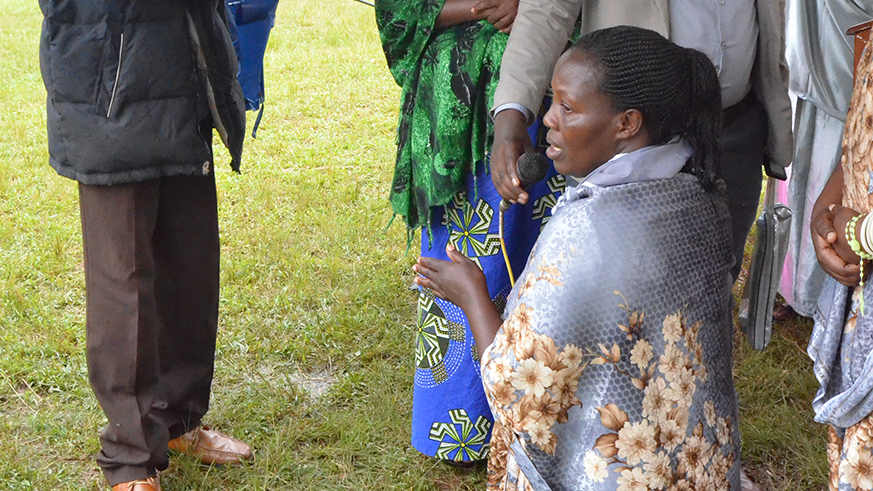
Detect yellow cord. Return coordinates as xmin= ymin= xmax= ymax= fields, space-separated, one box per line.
xmin=499 ymin=209 xmax=515 ymax=287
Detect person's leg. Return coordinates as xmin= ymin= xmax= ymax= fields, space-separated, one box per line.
xmin=80 ymin=181 xmax=168 ymax=486
xmin=150 ymin=174 xmax=220 ymax=438
xmin=719 ymin=99 xmax=768 ymax=283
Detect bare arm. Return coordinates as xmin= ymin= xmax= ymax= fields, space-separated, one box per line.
xmin=435 ymin=0 xmax=485 ymax=29
xmin=413 ymin=246 xmax=504 ymax=358
xmin=437 ymin=0 xmax=519 ymax=31
xmin=472 ymin=0 xmax=519 ymax=32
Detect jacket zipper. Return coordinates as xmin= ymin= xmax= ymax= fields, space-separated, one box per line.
xmin=106 ymin=33 xmax=124 ymax=117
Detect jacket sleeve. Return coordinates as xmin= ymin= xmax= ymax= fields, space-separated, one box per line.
xmin=491 ymin=0 xmax=582 ymax=115
xmin=753 ymin=0 xmax=794 ymax=176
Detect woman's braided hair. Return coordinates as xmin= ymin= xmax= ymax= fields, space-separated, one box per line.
xmin=570 ymin=26 xmax=722 ymax=191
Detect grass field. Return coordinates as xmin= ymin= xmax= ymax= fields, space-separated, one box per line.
xmin=0 ymin=1 xmax=828 ymax=490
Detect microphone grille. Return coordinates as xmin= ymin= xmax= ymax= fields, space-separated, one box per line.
xmin=516 ymin=152 xmax=549 ymax=186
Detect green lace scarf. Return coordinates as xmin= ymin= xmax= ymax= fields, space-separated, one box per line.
xmin=375 ymin=0 xmax=507 ymax=238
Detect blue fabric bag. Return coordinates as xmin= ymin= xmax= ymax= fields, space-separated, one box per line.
xmin=226 ymin=0 xmax=279 ymax=137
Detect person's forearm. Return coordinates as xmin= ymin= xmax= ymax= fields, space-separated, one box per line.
xmin=436 ymin=0 xmax=485 ymax=29
xmin=813 ymin=165 xmax=844 ymax=219
xmin=462 ymin=290 xmax=505 ymax=358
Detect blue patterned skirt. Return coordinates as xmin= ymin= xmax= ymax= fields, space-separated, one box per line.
xmin=411 ymin=123 xmax=566 ymax=461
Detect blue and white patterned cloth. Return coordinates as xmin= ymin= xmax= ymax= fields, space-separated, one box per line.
xmin=411 ymin=122 xmax=566 ymax=462
xmin=810 ymin=279 xmax=873 ymax=430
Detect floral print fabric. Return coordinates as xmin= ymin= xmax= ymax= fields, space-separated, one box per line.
xmin=484 ymin=301 xmax=736 ymax=491
xmin=829 ymin=413 xmax=873 ymax=491
xmin=480 ymin=175 xmax=740 ymax=490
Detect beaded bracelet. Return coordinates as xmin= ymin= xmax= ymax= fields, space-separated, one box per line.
xmin=847 ymin=213 xmax=873 ymax=314
xmin=863 ymin=213 xmax=873 ymax=257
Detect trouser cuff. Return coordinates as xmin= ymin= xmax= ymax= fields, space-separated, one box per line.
xmin=104 ymin=465 xmax=157 ymax=488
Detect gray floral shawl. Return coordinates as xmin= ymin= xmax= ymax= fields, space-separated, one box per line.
xmin=480 ymin=159 xmax=740 ymax=490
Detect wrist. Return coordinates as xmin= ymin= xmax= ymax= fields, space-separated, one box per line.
xmin=847 ymin=213 xmax=872 ymax=312
xmin=459 ymin=282 xmax=491 ymax=313
xmin=847 ymin=214 xmax=863 ymax=258
xmin=857 ymin=214 xmax=873 ymax=258
xmin=494 ymin=108 xmax=528 ymax=135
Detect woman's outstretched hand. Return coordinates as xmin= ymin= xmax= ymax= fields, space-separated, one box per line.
xmin=471 ymin=0 xmax=518 ymax=33
xmin=414 ymin=244 xmax=490 ymax=311
xmin=812 ymin=204 xmax=862 ymax=286
xmin=413 ymin=244 xmax=504 ymax=357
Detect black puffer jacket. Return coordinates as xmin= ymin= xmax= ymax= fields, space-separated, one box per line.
xmin=39 ymin=0 xmax=245 ymax=185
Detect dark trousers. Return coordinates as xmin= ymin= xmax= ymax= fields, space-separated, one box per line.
xmin=719 ymin=96 xmax=769 ymax=282
xmin=79 ymin=174 xmax=220 ymax=485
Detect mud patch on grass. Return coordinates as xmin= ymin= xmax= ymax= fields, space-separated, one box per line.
xmin=290 ymin=367 xmax=336 ymax=398
xmin=251 ymin=364 xmax=338 ymax=400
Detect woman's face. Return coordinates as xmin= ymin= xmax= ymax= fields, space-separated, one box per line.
xmin=543 ymin=52 xmax=627 ymax=179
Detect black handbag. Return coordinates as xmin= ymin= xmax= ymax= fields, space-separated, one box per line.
xmin=738 ymin=177 xmax=793 ymax=351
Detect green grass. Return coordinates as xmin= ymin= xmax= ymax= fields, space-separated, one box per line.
xmin=0 ymin=1 xmax=828 ymax=490
xmin=730 ymin=234 xmax=829 ymax=491
xmin=731 ymin=300 xmax=828 ymax=490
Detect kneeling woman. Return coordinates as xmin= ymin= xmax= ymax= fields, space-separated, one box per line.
xmin=414 ymin=26 xmax=740 ymax=490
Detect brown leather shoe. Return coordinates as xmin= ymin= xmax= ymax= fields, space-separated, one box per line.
xmin=167 ymin=425 xmax=253 ymax=466
xmin=111 ymin=477 xmax=161 ymax=491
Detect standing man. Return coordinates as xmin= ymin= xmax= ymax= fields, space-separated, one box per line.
xmin=489 ymin=1 xmax=793 ymax=283
xmin=39 ymin=1 xmax=252 ymax=490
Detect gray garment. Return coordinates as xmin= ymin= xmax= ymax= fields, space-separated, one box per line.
xmin=786 ymin=0 xmax=872 ymax=118
xmin=811 ymin=278 xmax=873 ymax=430
xmin=483 ymin=175 xmax=738 ymax=490
xmin=561 ymin=140 xmax=691 ymax=204
xmin=780 ymin=0 xmax=873 ymax=315
xmin=493 ymin=0 xmax=792 ymax=171
xmin=560 ymin=140 xmax=691 ymax=212
xmin=578 ymin=140 xmax=692 ymax=189
xmin=670 ymin=0 xmax=757 ymax=108
xmin=782 ymin=100 xmax=845 ymax=316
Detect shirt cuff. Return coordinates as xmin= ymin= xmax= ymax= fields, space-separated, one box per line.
xmin=492 ymin=103 xmax=534 ymax=124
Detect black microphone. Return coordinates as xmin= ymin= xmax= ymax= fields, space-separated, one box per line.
xmin=499 ymin=152 xmax=549 ymax=212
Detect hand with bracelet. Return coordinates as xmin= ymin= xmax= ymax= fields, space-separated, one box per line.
xmin=828 ymin=205 xmax=873 ymax=313
xmin=831 ymin=205 xmax=865 ymax=266
xmin=830 ymin=206 xmax=873 ymax=310
xmin=811 ymin=166 xmax=863 ymax=286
